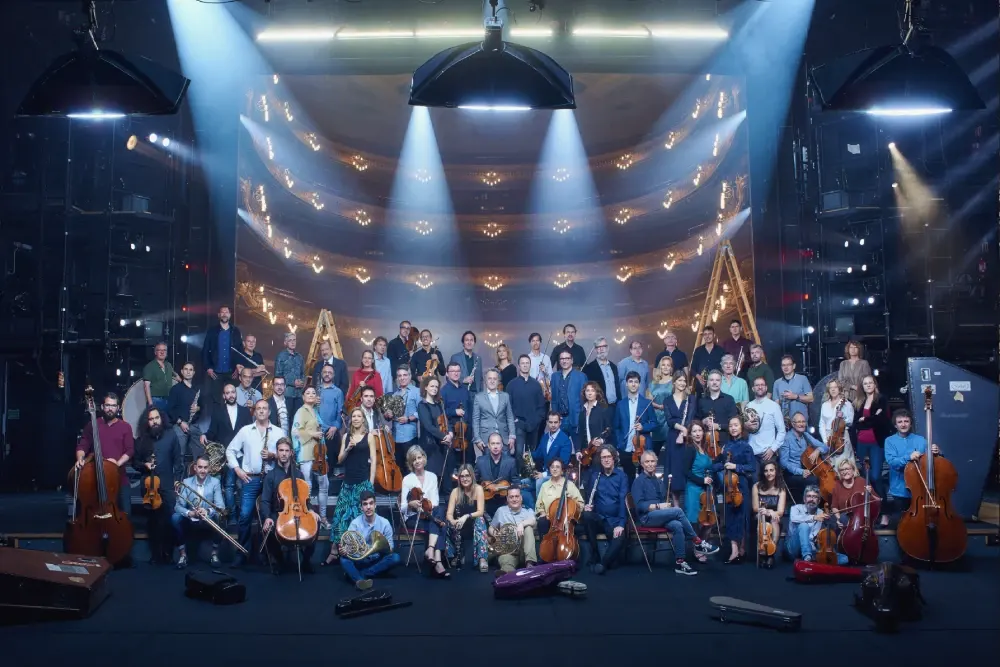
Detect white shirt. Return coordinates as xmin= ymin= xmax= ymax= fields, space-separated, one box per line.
xmin=487 ymin=390 xmax=499 ymax=414
xmin=820 ymin=400 xmax=856 ymax=467
xmin=399 ymin=471 xmax=439 ymax=520
xmin=545 ymin=431 xmax=558 ymax=454
xmin=272 ymin=394 xmax=289 ymax=433
xmin=528 ymin=352 xmax=548 ymax=380
xmin=362 ymin=408 xmax=375 ymax=431
xmin=747 ymin=397 xmax=785 ymax=455
xmin=226 ymin=422 xmax=287 ymax=474
xmin=626 ymin=396 xmax=638 ymax=452
xmin=226 ymin=404 xmax=238 ymax=430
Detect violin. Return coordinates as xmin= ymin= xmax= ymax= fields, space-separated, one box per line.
xmin=451 ymin=420 xmax=468 ymax=452
xmin=539 ymin=477 xmax=581 ymax=562
xmin=373 ymin=426 xmax=403 ymax=494
xmin=142 ymin=453 xmax=163 ymax=511
xmin=313 ymin=438 xmax=329 ymax=477
xmin=814 ymin=502 xmax=839 ymax=565
xmin=275 ymin=460 xmax=318 ymax=545
xmin=483 ymin=480 xmax=512 ymax=500
xmin=630 ymin=402 xmax=654 ymax=465
xmin=63 ymin=386 xmax=134 ymax=566
xmin=423 ymin=357 xmax=439 ymax=378
xmin=838 ymin=457 xmax=881 ymax=564
xmin=345 ymin=371 xmax=375 ymax=413
xmin=896 ymin=387 xmax=967 ymax=564
xmin=698 ymin=481 xmax=717 ymax=528
xmin=723 ymin=451 xmax=743 ymax=507
xmin=407 ymin=486 xmax=448 ymax=530
xmin=705 ymin=410 xmax=721 ymax=458
xmin=579 ymin=426 xmax=611 ymax=468
xmin=757 ymin=508 xmax=776 ymax=558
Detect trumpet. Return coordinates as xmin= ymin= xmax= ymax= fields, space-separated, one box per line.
xmin=174 ymin=481 xmax=248 ymax=555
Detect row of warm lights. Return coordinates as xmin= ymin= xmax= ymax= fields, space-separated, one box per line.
xmin=306 ymin=133 xmax=321 ymax=151
xmin=355 ymin=209 xmax=371 ymax=226
xmin=257 ymin=185 xmax=268 ymax=213
xmin=553 ymin=219 xmax=571 ymax=234
xmin=712 ymin=133 xmax=720 ymax=157
xmin=265 ymin=137 xmax=274 ymax=160
xmin=693 ymin=165 xmax=703 ymax=187
xmin=311 ymin=256 xmax=324 ymax=273
xmin=283 ymin=102 xmax=294 ymax=122
xmin=664 ymin=131 xmax=677 ymax=150
xmin=415 ymin=220 xmax=432 ymax=236
xmin=616 ymin=266 xmax=633 ymax=283
xmin=614 ymin=208 xmax=632 ymax=225
xmin=256 ymin=25 xmax=728 ymax=42
xmin=845 ymin=264 xmax=869 ymax=273
xmin=481 ymin=171 xmax=500 ymax=187
xmin=259 ymin=95 xmax=270 ymax=122
xmin=483 ymin=276 xmax=503 ymax=291
xmin=717 ymin=92 xmax=727 ymax=119
xmin=720 ymin=181 xmax=729 ymax=210
xmin=309 ymin=193 xmax=324 ymax=210
xmin=414 ymin=168 xmax=432 ymax=183
xmin=553 ymin=273 xmax=572 ymax=289
xmin=283 ymin=169 xmax=294 ymax=188
xmin=614 ymin=328 xmax=627 ymax=345
xmin=283 ymin=238 xmax=292 ymax=259
xmin=662 ymin=191 xmax=674 ymax=209
xmin=615 ymin=153 xmax=633 ymax=170
xmin=552 ymin=168 xmax=570 ymax=182
xmin=415 ymin=274 xmax=433 ymax=289
xmin=351 ymin=155 xmax=369 ymax=172
xmin=483 ymin=334 xmax=504 ymax=349
xmin=483 ymin=222 xmax=501 ymax=238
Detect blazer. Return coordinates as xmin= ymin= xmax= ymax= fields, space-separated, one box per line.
xmin=471 ymin=391 xmax=516 ymax=446
xmin=582 ymin=359 xmax=621 ymax=404
xmin=202 ymin=324 xmax=243 ymax=375
xmin=532 ymin=430 xmax=574 ymax=470
xmin=311 ymin=357 xmax=349 ymax=397
xmin=174 ymin=475 xmax=225 ymax=521
xmin=575 ymin=403 xmax=615 ymax=452
xmin=550 ymin=369 xmax=587 ymax=434
xmin=203 ymin=403 xmax=253 ymax=446
xmin=474 ymin=452 xmax=519 ymax=485
xmin=448 ymin=351 xmax=484 ymax=394
xmin=614 ymin=396 xmax=658 ymax=452
xmin=847 ymin=394 xmax=891 ymax=447
xmin=267 ymin=395 xmax=302 ymax=430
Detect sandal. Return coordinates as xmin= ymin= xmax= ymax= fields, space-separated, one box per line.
xmin=433 ymin=561 xmax=451 ymax=579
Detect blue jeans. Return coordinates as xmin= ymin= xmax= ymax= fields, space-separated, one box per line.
xmin=236 ymin=477 xmax=263 ymax=557
xmin=341 ymin=552 xmax=402 ymax=582
xmin=855 ymin=443 xmax=886 ymax=501
xmin=224 ymin=467 xmax=239 ymax=519
xmin=642 ymin=507 xmax=696 ymax=558
xmin=151 ymin=397 xmax=169 ymax=418
xmin=785 ymin=522 xmax=848 ymax=564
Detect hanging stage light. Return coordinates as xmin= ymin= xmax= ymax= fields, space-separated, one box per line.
xmin=17 ymin=2 xmax=189 ymax=119
xmin=408 ymin=0 xmax=574 ymax=110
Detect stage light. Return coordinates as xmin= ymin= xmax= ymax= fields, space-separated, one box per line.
xmin=509 ymin=28 xmax=553 ymax=38
xmin=873 ymin=369 xmax=880 ymax=377
xmin=161 ymin=137 xmax=170 ymax=147
xmin=861 ymin=264 xmax=868 ymax=271
xmin=806 ymin=326 xmax=816 ymax=334
xmin=852 ymin=298 xmax=860 ymax=306
xmin=408 ymin=2 xmax=574 ymax=110
xmin=119 ymin=318 xmax=127 ymax=326
xmin=573 ymin=27 xmax=650 ymax=38
xmin=135 ymin=319 xmax=142 ymax=326
xmin=18 ymin=8 xmax=189 ymax=118
xmin=650 ymin=26 xmax=728 ymax=40
xmin=180 ymin=335 xmax=188 ymax=343
xmin=859 ymin=239 xmax=865 ymax=246
xmin=888 ymin=142 xmax=896 ymax=149
xmin=257 ymin=29 xmax=337 ymax=42
xmin=126 ymin=135 xmax=138 ymax=150
xmin=847 ymin=267 xmax=853 ymax=273
xmin=116 ymin=368 xmax=121 ymax=377
xmin=892 ymin=182 xmax=899 ymax=188
xmin=457 ymin=105 xmax=531 ymax=112
xmin=339 ymin=30 xmax=414 ymax=40
xmin=867 ymin=107 xmax=952 ymax=117
xmin=149 ymin=133 xmax=158 ymax=143
xmin=867 ymin=296 xmax=875 ymax=305
xmin=130 ymin=242 xmax=136 ymax=250
xmin=145 ymin=245 xmax=150 ymax=252
xmin=844 ymin=241 xmax=849 ymax=248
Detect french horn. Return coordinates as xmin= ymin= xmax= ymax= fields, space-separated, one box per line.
xmin=487 ymin=523 xmax=521 ymax=557
xmin=741 ymin=405 xmax=761 ymax=434
xmin=339 ymin=530 xmax=391 ymax=561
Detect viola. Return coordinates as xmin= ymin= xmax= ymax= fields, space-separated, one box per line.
xmin=373 ymin=427 xmax=403 ymax=494
xmin=838 ymin=456 xmax=881 ymax=564
xmin=142 ymin=453 xmax=163 ymax=511
xmin=896 ymin=387 xmax=967 ymax=564
xmin=483 ymin=480 xmax=512 ymax=500
xmin=423 ymin=357 xmax=439 ymax=378
xmin=698 ymin=486 xmax=717 ymax=528
xmin=313 ymin=438 xmax=329 ymax=477
xmin=407 ymin=486 xmax=448 ymax=530
xmin=723 ymin=451 xmax=743 ymax=507
xmin=451 ymin=420 xmax=469 ymax=452
xmin=705 ymin=410 xmax=721 ymax=458
xmin=539 ymin=478 xmax=581 ymax=562
xmin=814 ymin=502 xmax=839 ymax=565
xmin=276 ymin=461 xmax=318 ymax=545
xmin=757 ymin=511 xmax=776 ymax=557
xmin=63 ymin=386 xmax=134 ymax=566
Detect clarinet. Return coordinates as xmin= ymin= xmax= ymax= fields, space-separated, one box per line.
xmin=587 ymin=471 xmax=600 ymax=508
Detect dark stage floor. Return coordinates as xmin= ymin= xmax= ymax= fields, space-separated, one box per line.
xmin=3 ymin=549 xmax=999 ymax=667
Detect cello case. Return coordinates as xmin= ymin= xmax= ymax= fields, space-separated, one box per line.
xmin=492 ymin=560 xmax=576 ymax=599
xmin=792 ymin=559 xmax=865 ymax=584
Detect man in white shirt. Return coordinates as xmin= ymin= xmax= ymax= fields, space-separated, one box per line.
xmin=226 ymin=399 xmax=286 ymax=564
xmin=341 ymin=490 xmax=401 ymax=590
xmin=527 ymin=332 xmax=550 ymax=385
xmin=745 ymin=376 xmax=786 ymax=474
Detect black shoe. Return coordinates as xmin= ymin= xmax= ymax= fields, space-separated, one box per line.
xmin=270 ymin=564 xmax=281 ymax=576
xmin=593 ymin=563 xmax=606 ymax=575
xmin=302 ymin=562 xmax=315 ymax=575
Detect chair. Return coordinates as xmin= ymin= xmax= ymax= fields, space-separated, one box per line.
xmin=625 ymin=493 xmax=677 ymax=570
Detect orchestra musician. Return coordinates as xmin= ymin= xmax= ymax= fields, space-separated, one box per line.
xmin=696 ymin=370 xmax=738 ymax=445
xmin=551 ymin=350 xmax=587 ymax=441
xmin=489 ymin=487 xmax=537 ymax=574
xmin=646 ymin=355 xmax=674 ymax=457
xmin=372 ymin=337 xmax=393 ymax=394
xmin=785 ymin=484 xmax=848 ymax=564
xmin=273 ymin=332 xmax=306 ymax=402
xmin=409 ymin=329 xmax=446 ymax=379
xmin=292 ymin=387 xmax=330 ymax=528
xmin=315 ymin=363 xmax=345 ymax=490
xmin=632 ymin=450 xmax=719 ymax=575
xmin=225 ymin=399 xmax=285 ymax=566
xmin=712 ymin=416 xmax=756 ymax=564
xmin=259 ymin=437 xmax=321 ymax=575
xmin=474 ymin=432 xmax=518 ymax=516
xmin=820 ymin=379 xmax=855 ymax=468
xmin=386 ymin=321 xmax=413 ymax=383
xmin=580 ymin=445 xmax=629 ymax=575
xmin=358 ymin=386 xmax=380 ymax=432
xmin=471 ymin=369 xmax=517 ymax=459
xmin=615 ymin=371 xmax=657 ymax=480
xmin=719 ymin=354 xmax=749 ymax=405
xmin=141 ymin=341 xmax=176 ymax=417
xmin=575 ymin=382 xmax=614 ymax=484
xmin=884 ymin=408 xmax=939 ymax=523
xmin=529 ymin=412 xmax=574 ymax=496
xmin=582 ymin=336 xmax=620 ymax=410
xmin=535 ymin=458 xmax=584 ymax=537
xmin=831 ymin=458 xmax=880 ymax=525
xmin=172 ymin=456 xmax=225 ymax=569
xmin=75 ymin=392 xmax=134 ymax=518
xmin=494 ymin=343 xmax=517 ymax=390
xmin=416 ymin=376 xmax=454 ymax=493
xmin=310 ymin=340 xmax=349 ymax=397
xmin=400 ymin=445 xmax=450 ymax=579
xmin=167 ymin=361 xmax=200 ymax=461
xmin=654 ymin=330 xmax=688 ymax=378
xmin=266 ymin=376 xmax=301 ymax=435
xmin=505 ymin=354 xmax=546 ymax=462
xmin=448 ymin=331 xmax=484 ymax=394
xmin=235 ymin=368 xmax=262 ymax=412
xmin=201 ymin=305 xmax=242 ymax=406
xmin=664 ymin=371 xmax=694 ymax=505
xmin=838 ymin=340 xmax=872 ymax=404
xmin=233 ymin=334 xmax=266 ymax=392
xmin=526 ymin=332 xmax=550 ymax=386
xmin=133 ymin=406 xmax=182 ymax=564
xmin=550 ymin=323 xmax=587 ymax=370
xmin=617 ymin=339 xmax=650 ymax=398
xmin=446 ymin=463 xmax=488 ymax=570
xmin=691 ymin=326 xmax=724 ymax=394
xmin=745 ymin=376 xmax=786 ymax=474
xmin=341 ymin=490 xmax=402 ymax=590
xmin=682 ymin=421 xmax=716 ymax=551
xmin=441 ymin=362 xmax=472 ymax=435
xmin=721 ymin=320 xmax=753 ymax=375
xmin=772 ymin=355 xmax=813 ymax=422
xmin=389 ymin=367 xmax=420 ymax=470
xmin=752 ymin=460 xmax=786 ymax=569
xmin=849 ymin=374 xmax=890 ymax=525
xmin=745 ymin=345 xmax=775 ymax=395
xmin=779 ymin=412 xmax=828 ymax=501
xmin=199 ymin=383 xmax=252 ymax=519
xmin=349 ymin=350 xmax=385 ymax=400
xmin=323 ymin=407 xmax=376 ymax=566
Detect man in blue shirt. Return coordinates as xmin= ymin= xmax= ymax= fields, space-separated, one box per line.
xmin=389 ymin=367 xmax=420 ymax=469
xmin=317 ymin=365 xmax=344 ymax=444
xmin=274 ymin=333 xmax=306 ymax=401
xmin=772 ymin=355 xmax=814 ymax=422
xmin=884 ymin=408 xmax=938 ymax=521
xmin=202 ymin=306 xmax=243 ymax=406
xmin=654 ymin=330 xmax=688 ymax=377
xmin=340 ymin=490 xmax=401 ymax=590
xmin=780 ymin=412 xmax=828 ymax=500
xmin=618 ymin=340 xmax=650 ymax=398
xmin=580 ymin=445 xmax=628 ymax=575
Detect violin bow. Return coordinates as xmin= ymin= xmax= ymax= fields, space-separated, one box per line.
xmin=622 ymin=401 xmax=655 ymax=443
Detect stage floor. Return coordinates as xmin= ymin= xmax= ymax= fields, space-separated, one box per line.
xmin=2 ymin=549 xmax=998 ymax=667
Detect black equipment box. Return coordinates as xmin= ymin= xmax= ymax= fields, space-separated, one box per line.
xmin=709 ymin=595 xmax=802 ymax=632
xmin=184 ymin=570 xmax=246 ymax=605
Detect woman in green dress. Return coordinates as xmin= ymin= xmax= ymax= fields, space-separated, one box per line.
xmin=683 ymin=421 xmax=716 ymax=560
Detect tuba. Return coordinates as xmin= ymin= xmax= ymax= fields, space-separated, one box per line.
xmin=487 ymin=523 xmax=521 ymax=557
xmin=339 ymin=530 xmax=391 ymax=561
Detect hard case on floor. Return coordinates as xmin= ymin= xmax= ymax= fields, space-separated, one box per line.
xmin=709 ymin=595 xmax=802 ymax=631
xmin=492 ymin=560 xmax=576 ymax=599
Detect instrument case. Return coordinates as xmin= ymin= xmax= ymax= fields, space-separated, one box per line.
xmin=492 ymin=559 xmax=577 ymax=599
xmin=184 ymin=570 xmax=246 ymax=605
xmin=709 ymin=596 xmax=802 ymax=632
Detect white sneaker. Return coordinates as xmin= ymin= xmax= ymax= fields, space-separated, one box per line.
xmin=674 ymin=561 xmax=697 ymax=576
xmin=695 ymin=541 xmax=720 ymax=556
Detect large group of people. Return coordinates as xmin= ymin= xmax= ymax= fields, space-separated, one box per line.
xmin=74 ymin=306 xmax=945 ymax=588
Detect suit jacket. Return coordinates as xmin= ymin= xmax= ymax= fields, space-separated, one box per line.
xmin=471 ymin=391 xmax=516 ymax=446
xmin=202 ymin=324 xmax=243 ymax=374
xmin=449 ymin=351 xmax=484 ymax=393
xmin=575 ymin=403 xmax=615 ymax=452
xmin=267 ymin=395 xmax=302 ymax=431
xmin=174 ymin=475 xmax=225 ymax=521
xmin=583 ymin=359 xmax=621 ymax=404
xmin=615 ymin=396 xmax=658 ymax=452
xmin=203 ymin=403 xmax=253 ymax=446
xmin=311 ymin=357 xmax=349 ymax=397
xmin=474 ymin=452 xmax=518 ymax=485
xmin=532 ymin=430 xmax=574 ymax=470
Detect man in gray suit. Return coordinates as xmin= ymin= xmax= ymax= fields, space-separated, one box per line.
xmin=173 ymin=455 xmax=226 ymax=568
xmin=472 ymin=369 xmax=516 ymax=458
xmin=449 ymin=330 xmax=484 ymax=394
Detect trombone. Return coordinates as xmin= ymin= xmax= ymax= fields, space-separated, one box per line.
xmin=174 ymin=481 xmax=248 ymax=555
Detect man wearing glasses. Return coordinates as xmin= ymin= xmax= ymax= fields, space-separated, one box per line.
xmin=579 ymin=445 xmax=628 ymax=575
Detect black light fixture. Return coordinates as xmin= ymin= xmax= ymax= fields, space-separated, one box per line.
xmin=810 ymin=0 xmax=983 ymax=117
xmin=408 ymin=0 xmax=574 ymax=111
xmin=17 ymin=2 xmax=189 ymax=119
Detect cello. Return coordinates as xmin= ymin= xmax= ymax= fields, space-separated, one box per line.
xmin=800 ymin=401 xmax=845 ymax=502
xmin=373 ymin=424 xmax=403 ymax=493
xmin=839 ymin=457 xmax=881 ymax=564
xmin=539 ymin=475 xmax=581 ymax=562
xmin=64 ymin=386 xmax=134 ymax=566
xmin=896 ymin=387 xmax=967 ymax=564
xmin=275 ymin=458 xmax=319 ymax=580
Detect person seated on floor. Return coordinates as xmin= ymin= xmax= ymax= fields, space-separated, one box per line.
xmin=631 ymin=450 xmax=718 ymax=575
xmin=785 ymin=484 xmax=847 ymax=564
xmin=259 ymin=437 xmax=322 ymax=575
xmin=172 ymin=455 xmax=224 ymax=569
xmin=488 ymin=487 xmax=538 ymax=575
xmin=580 ymin=445 xmax=629 ymax=575
xmin=340 ymin=490 xmax=402 ymax=590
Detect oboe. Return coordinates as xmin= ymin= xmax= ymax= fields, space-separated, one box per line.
xmin=587 ymin=471 xmax=600 ymax=508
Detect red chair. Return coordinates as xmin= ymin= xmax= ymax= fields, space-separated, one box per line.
xmin=625 ymin=493 xmax=676 ymax=570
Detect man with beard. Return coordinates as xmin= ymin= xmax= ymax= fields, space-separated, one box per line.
xmin=691 ymin=325 xmax=725 ymax=395
xmin=550 ymin=323 xmax=587 ymax=371
xmin=786 ymin=485 xmax=848 ymax=564
xmin=133 ymin=407 xmax=182 ymax=564
xmin=259 ymin=437 xmax=320 ymax=575
xmin=173 ymin=456 xmax=225 ymax=569
xmin=695 ymin=370 xmax=738 ymax=444
xmin=202 ymin=305 xmax=243 ymax=406
xmin=199 ymin=383 xmax=252 ymax=519
xmin=75 ymin=392 xmax=135 ymax=517
xmin=745 ymin=344 xmax=776 ymax=396
xmin=745 ymin=376 xmax=786 ymax=474
xmin=582 ymin=336 xmax=620 ymax=410
xmin=267 ymin=376 xmax=301 ymax=435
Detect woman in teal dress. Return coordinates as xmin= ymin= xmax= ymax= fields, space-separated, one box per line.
xmin=646 ymin=357 xmax=674 ymax=486
xmin=683 ymin=422 xmax=716 ymax=560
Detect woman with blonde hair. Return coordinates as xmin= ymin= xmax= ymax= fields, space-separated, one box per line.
xmin=322 ymin=407 xmax=376 ymax=566
xmin=495 ymin=343 xmax=516 ymax=389
xmin=400 ymin=445 xmax=450 ymax=578
xmin=820 ymin=379 xmax=855 ymax=469
xmin=445 ymin=463 xmax=487 ymax=570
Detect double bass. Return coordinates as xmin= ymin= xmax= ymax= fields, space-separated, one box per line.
xmin=896 ymin=387 xmax=967 ymax=564
xmin=839 ymin=457 xmax=881 ymax=564
xmin=275 ymin=459 xmax=319 ymax=580
xmin=539 ymin=476 xmax=581 ymax=562
xmin=64 ymin=386 xmax=134 ymax=566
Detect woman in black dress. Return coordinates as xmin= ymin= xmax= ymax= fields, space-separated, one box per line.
xmin=751 ymin=460 xmax=786 ymax=569
xmin=417 ymin=376 xmax=453 ymax=491
xmin=445 ymin=463 xmax=486 ymax=569
xmin=574 ymin=382 xmax=613 ymax=486
xmin=712 ymin=415 xmax=756 ymax=564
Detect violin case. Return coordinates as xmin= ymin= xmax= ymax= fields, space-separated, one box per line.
xmin=184 ymin=570 xmax=246 ymax=605
xmin=336 ymin=589 xmax=412 ymax=618
xmin=492 ymin=559 xmax=577 ymax=599
xmin=792 ymin=559 xmax=865 ymax=584
xmin=709 ymin=596 xmax=802 ymax=632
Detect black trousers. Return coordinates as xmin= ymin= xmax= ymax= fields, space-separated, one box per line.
xmin=263 ymin=532 xmax=316 ymax=568
xmin=144 ymin=483 xmax=175 ymax=561
xmin=581 ymin=511 xmax=626 ymax=568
